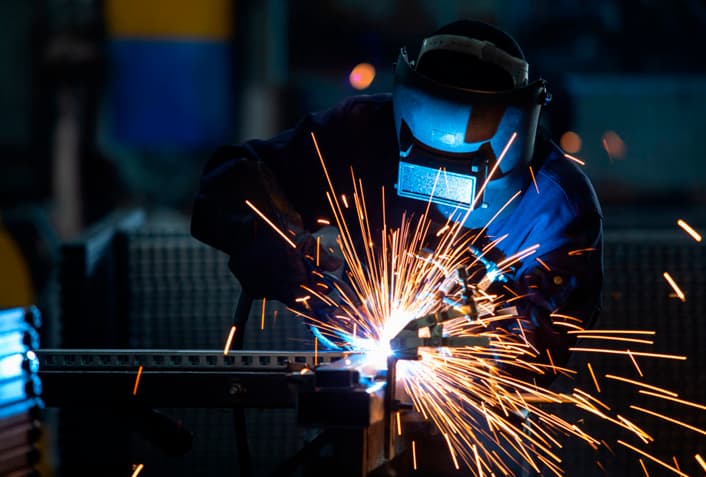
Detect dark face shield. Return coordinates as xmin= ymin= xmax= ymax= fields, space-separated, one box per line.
xmin=392 ymin=49 xmax=548 ymax=212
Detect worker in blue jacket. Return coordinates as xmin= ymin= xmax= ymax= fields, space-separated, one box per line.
xmin=191 ymin=19 xmax=603 ymax=476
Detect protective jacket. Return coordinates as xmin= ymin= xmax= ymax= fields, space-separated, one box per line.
xmin=191 ymin=93 xmax=603 ymax=374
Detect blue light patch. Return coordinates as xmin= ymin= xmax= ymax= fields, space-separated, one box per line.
xmin=397 ymin=161 xmax=476 ymax=209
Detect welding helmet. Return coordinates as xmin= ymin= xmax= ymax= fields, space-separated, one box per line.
xmin=393 ymin=20 xmax=550 ymax=227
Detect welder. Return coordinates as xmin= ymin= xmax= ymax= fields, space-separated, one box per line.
xmin=191 ymin=19 xmax=603 ymax=476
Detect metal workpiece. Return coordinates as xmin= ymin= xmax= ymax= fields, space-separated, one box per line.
xmin=36 ymin=349 xmax=345 ymax=408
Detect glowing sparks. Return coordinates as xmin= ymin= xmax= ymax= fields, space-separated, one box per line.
xmin=563 ymin=152 xmax=586 ymax=166
xmin=244 ymin=200 xmax=297 ymax=248
xmin=529 ymin=165 xmax=539 ymax=193
xmin=314 ymin=337 xmax=318 ymax=365
xmin=676 ymin=219 xmax=701 ymax=242
xmin=630 ymin=405 xmax=706 ymax=436
xmin=261 ymin=298 xmax=267 ymax=330
xmin=317 ymin=218 xmax=331 ymax=225
xmin=132 ymin=365 xmax=143 ymax=396
xmin=695 ymin=454 xmax=706 ymax=472
xmin=298 ymin=130 xmax=706 ymax=476
xmin=617 ymin=440 xmax=688 ymax=477
xmin=535 ymin=257 xmax=551 ymax=271
xmin=412 ymin=440 xmax=417 ymax=470
xmin=131 ymin=464 xmax=145 ymax=477
xmin=604 ymin=374 xmax=679 ymax=397
xmin=662 ymin=272 xmax=686 ymax=302
xmin=316 ymin=236 xmax=321 ymax=267
xmin=223 ymin=326 xmax=237 ymax=355
xmin=639 ymin=458 xmax=650 ymax=476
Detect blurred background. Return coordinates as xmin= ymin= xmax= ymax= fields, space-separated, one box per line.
xmin=1 ymin=0 xmax=705 ymax=476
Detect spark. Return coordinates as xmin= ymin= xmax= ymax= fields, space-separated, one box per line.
xmin=568 ymin=247 xmax=597 ymax=256
xmin=535 ymin=257 xmax=551 ymax=271
xmin=630 ymin=405 xmax=706 ymax=436
xmin=132 ymin=365 xmax=143 ymax=396
xmin=695 ymin=454 xmax=706 ymax=472
xmin=300 ymin=131 xmax=706 ymax=476
xmin=639 ymin=458 xmax=650 ymax=476
xmin=223 ymin=326 xmax=237 ymax=355
xmin=316 ymin=236 xmax=321 ymax=267
xmin=617 ymin=440 xmax=688 ymax=477
xmin=677 ymin=218 xmax=702 ymax=241
xmin=244 ymin=200 xmax=297 ymax=248
xmin=662 ymin=272 xmax=686 ymax=302
xmin=587 ymin=362 xmax=601 ymax=393
xmin=261 ymin=298 xmax=267 ymax=330
xmin=131 ymin=464 xmax=145 ymax=477
xmin=673 ymin=456 xmax=681 ymax=472
xmin=570 ymin=349 xmax=686 ymax=361
xmin=639 ymin=390 xmax=706 ymax=410
xmin=563 ymin=152 xmax=586 ymax=166
xmin=314 ymin=337 xmax=318 ymax=365
xmin=627 ymin=349 xmax=643 ymax=377
xmin=604 ymin=374 xmax=679 ymax=397
xmin=317 ymin=218 xmax=331 ymax=225
xmin=412 ymin=440 xmax=417 ymax=470
xmin=528 ymin=165 xmax=540 ymax=194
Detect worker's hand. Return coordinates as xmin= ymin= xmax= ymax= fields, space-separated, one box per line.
xmin=228 ymin=224 xmax=345 ymax=309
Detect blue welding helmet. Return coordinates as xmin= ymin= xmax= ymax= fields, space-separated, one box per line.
xmin=393 ymin=20 xmax=550 ymax=228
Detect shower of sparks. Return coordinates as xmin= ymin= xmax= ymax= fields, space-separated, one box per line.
xmin=244 ymin=199 xmax=297 ymax=248
xmin=131 ymin=464 xmax=145 ymax=477
xmin=132 ymin=365 xmax=143 ymax=396
xmin=296 ymin=131 xmax=706 ymax=476
xmin=676 ymin=219 xmax=702 ymax=242
xmin=223 ymin=325 xmax=237 ymax=355
xmin=662 ymin=272 xmax=686 ymax=302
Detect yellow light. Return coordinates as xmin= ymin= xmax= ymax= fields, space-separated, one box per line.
xmin=349 ymin=63 xmax=376 ymax=90
xmin=132 ymin=365 xmax=143 ymax=396
xmin=131 ymin=463 xmax=145 ymax=477
xmin=676 ymin=219 xmax=702 ymax=242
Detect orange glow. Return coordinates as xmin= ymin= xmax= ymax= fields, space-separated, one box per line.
xmin=349 ymin=62 xmax=376 ymax=90
xmin=604 ymin=374 xmax=679 ymax=397
xmin=639 ymin=390 xmax=706 ymax=411
xmin=639 ymin=458 xmax=650 ymax=476
xmin=535 ymin=257 xmax=551 ymax=271
xmin=396 ymin=411 xmax=402 ymax=436
xmin=617 ymin=440 xmax=688 ymax=477
xmin=244 ymin=200 xmax=297 ymax=248
xmin=662 ymin=272 xmax=686 ymax=302
xmin=316 ymin=218 xmax=331 ymax=225
xmin=560 ymin=131 xmax=582 ymax=153
xmin=133 ymin=365 xmax=143 ymax=396
xmin=223 ymin=325 xmax=237 ymax=355
xmin=261 ymin=298 xmax=266 ymax=330
xmin=602 ymin=130 xmax=626 ymax=160
xmin=412 ymin=441 xmax=417 ymax=470
xmin=587 ymin=362 xmax=601 ymax=393
xmin=563 ymin=152 xmax=586 ymax=166
xmin=676 ymin=219 xmax=702 ymax=242
xmin=529 ymin=165 xmax=539 ymax=193
xmin=631 ymin=405 xmax=706 ymax=436
xmin=131 ymin=464 xmax=145 ymax=477
xmin=695 ymin=454 xmax=706 ymax=472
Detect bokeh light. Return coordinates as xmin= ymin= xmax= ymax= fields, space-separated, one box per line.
xmin=559 ymin=130 xmax=582 ymax=154
xmin=349 ymin=62 xmax=376 ymax=90
xmin=602 ymin=130 xmax=626 ymax=160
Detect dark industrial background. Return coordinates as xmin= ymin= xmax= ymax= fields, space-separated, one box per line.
xmin=1 ymin=1 xmax=705 ymax=476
